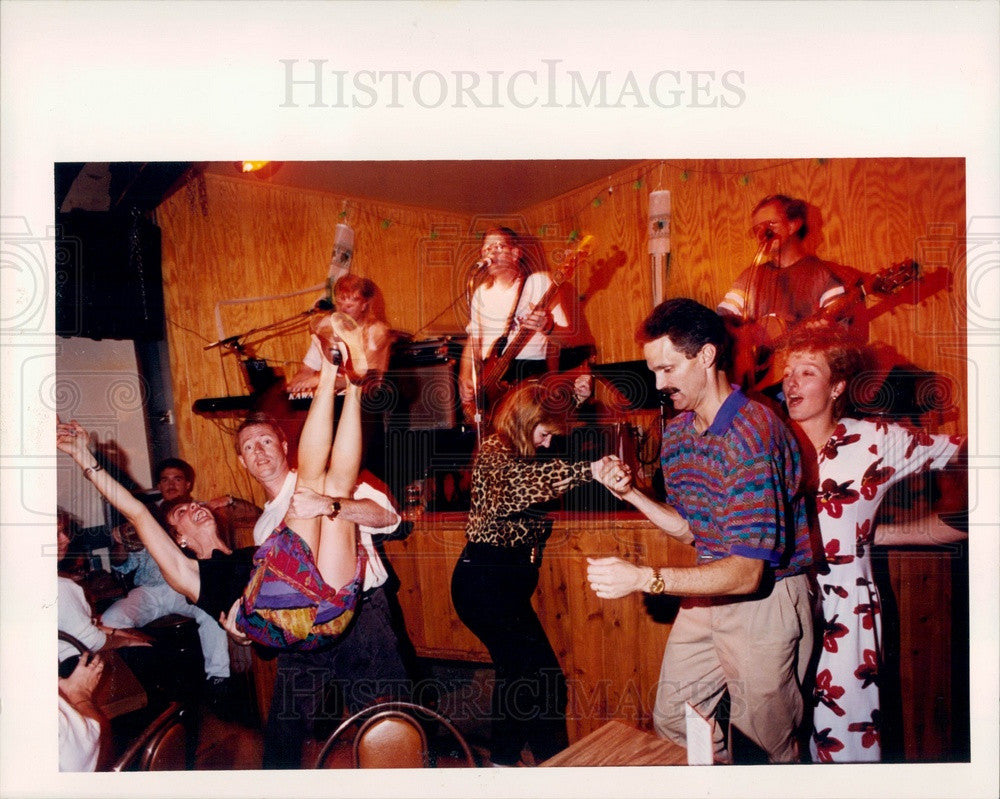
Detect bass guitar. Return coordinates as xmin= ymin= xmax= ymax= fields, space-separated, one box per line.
xmin=465 ymin=235 xmax=595 ymax=422
xmin=732 ymin=258 xmax=921 ymax=393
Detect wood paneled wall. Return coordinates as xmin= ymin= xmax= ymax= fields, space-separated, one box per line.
xmin=157 ymin=174 xmax=474 ymax=505
xmin=158 ymin=158 xmax=966 ymax=503
xmin=520 ymin=158 xmax=966 ymax=426
xmin=156 ymin=161 xmax=967 ymax=756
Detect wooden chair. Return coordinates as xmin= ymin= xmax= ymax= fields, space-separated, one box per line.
xmin=312 ymin=701 xmax=475 ymax=769
xmin=112 ymin=701 xmax=189 ymax=771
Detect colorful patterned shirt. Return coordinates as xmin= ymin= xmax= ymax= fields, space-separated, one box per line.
xmin=660 ymin=389 xmax=811 ymax=580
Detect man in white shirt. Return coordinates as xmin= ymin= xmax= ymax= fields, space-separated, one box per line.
xmin=231 ymin=412 xmax=409 ymax=769
xmin=459 ymin=226 xmax=574 ymax=422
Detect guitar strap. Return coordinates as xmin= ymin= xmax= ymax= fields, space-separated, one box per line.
xmin=490 ymin=276 xmax=528 ymax=358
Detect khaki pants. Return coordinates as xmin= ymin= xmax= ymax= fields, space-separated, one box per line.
xmin=652 ymin=572 xmax=814 ymax=763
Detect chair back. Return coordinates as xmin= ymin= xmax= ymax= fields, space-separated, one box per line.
xmin=313 ymin=700 xmax=475 ymax=769
xmin=112 ymin=701 xmax=189 ymax=771
xmin=355 ymin=711 xmax=428 ymax=768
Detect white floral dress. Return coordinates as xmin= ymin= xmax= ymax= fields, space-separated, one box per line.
xmin=809 ymin=417 xmax=960 ymax=763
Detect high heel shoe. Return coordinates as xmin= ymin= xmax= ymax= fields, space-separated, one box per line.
xmin=309 ymin=314 xmax=343 ymax=366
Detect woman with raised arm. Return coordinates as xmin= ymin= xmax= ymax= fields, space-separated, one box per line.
xmin=450 ymin=381 xmax=618 ymax=767
xmin=780 ymin=322 xmax=965 ymax=763
xmin=57 ymin=313 xmax=370 ymax=651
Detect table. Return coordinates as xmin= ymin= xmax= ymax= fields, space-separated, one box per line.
xmin=541 ymin=720 xmax=687 ymax=767
xmin=93 ymin=650 xmax=147 ymax=719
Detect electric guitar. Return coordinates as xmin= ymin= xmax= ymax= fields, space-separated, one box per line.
xmin=732 ymin=259 xmax=921 ymax=393
xmin=464 ymin=235 xmax=595 ymax=422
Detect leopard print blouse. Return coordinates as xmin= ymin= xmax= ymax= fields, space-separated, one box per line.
xmin=465 ymin=435 xmax=594 ymax=547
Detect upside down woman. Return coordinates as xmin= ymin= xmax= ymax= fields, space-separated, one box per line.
xmin=57 ymin=313 xmax=369 ymax=651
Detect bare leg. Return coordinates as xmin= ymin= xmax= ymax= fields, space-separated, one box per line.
xmin=284 ymin=334 xmax=339 ymax=558
xmin=314 ymin=365 xmax=363 ymax=588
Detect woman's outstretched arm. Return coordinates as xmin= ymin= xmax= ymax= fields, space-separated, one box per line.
xmin=56 ymin=420 xmax=200 ymax=601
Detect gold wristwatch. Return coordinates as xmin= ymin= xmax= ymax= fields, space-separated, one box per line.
xmin=648 ymin=568 xmax=666 ymax=595
xmin=327 ymin=499 xmax=342 ymax=520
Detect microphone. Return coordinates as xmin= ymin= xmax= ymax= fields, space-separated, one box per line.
xmin=474 ymin=257 xmax=492 ymax=270
xmin=312 ymin=298 xmax=334 ymax=313
xmin=763 ymin=228 xmax=775 ymax=240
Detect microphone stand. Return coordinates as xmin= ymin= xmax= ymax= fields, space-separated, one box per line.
xmin=465 ymin=264 xmax=487 ymax=444
xmin=203 ymin=306 xmax=321 ymax=352
xmin=745 ymin=234 xmax=778 ymax=323
xmin=203 ymin=305 xmax=326 ymax=394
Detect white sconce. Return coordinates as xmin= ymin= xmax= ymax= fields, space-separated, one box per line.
xmin=648 ymin=189 xmax=671 ymax=307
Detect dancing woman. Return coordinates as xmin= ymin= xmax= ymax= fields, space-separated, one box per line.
xmin=780 ymin=323 xmax=964 ymax=762
xmin=450 ymin=382 xmax=616 ymax=766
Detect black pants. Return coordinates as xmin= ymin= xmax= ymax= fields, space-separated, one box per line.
xmin=450 ymin=542 xmax=568 ymax=765
xmin=261 ymin=586 xmax=410 ymax=769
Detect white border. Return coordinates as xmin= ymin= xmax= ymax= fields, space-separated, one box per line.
xmin=2 ymin=2 xmax=997 ymax=797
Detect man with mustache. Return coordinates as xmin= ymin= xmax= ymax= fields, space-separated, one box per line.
xmin=586 ymin=298 xmax=814 ymax=763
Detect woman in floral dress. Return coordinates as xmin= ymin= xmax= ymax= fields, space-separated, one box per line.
xmin=780 ymin=323 xmax=964 ymax=762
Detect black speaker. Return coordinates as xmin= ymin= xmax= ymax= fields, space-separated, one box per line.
xmin=386 ymin=361 xmax=459 ymax=430
xmin=56 ymin=209 xmax=165 ymax=340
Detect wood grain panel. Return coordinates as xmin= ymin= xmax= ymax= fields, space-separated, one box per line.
xmin=157 ymin=173 xmax=475 ymax=504
xmin=383 ymin=513 xmax=695 ymax=742
xmin=157 ymin=158 xmax=966 ymax=503
xmin=885 ymin=547 xmax=961 ymax=761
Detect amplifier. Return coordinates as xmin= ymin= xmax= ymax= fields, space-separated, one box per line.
xmin=390 ymin=335 xmax=466 ymax=368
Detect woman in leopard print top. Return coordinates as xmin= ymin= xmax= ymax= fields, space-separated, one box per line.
xmin=451 ymin=382 xmax=616 ymax=766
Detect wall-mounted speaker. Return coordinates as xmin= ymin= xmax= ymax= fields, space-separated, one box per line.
xmin=56 ymin=210 xmax=165 ymax=340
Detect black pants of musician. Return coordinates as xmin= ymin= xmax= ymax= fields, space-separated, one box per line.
xmin=261 ymin=586 xmax=410 ymax=768
xmin=450 ymin=542 xmax=568 ymax=765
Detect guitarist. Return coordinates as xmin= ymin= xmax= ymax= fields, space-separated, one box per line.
xmin=717 ymin=195 xmax=862 ymax=395
xmin=459 ymin=227 xmax=574 ymax=424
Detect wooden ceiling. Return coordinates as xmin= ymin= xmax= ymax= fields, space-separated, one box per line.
xmin=201 ymin=159 xmax=645 ymax=215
